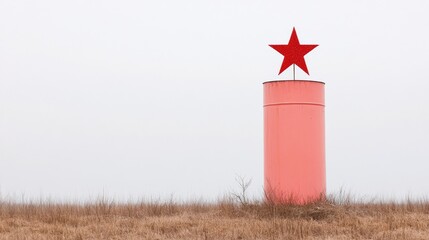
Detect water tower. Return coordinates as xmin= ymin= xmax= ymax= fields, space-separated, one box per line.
xmin=265 ymin=28 xmax=325 ymax=204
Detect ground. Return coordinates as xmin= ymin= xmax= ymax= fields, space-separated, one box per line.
xmin=1 ymin=198 xmax=429 ymax=239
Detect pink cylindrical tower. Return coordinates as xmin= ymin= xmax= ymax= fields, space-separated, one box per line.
xmin=264 ymin=80 xmax=325 ymax=204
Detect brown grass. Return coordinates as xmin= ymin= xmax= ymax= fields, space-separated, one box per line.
xmin=1 ymin=194 xmax=429 ymax=240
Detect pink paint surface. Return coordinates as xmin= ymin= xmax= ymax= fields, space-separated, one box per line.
xmin=264 ymin=80 xmax=325 ymax=204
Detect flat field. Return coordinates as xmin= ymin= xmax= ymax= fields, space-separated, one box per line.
xmin=1 ymin=197 xmax=429 ymax=240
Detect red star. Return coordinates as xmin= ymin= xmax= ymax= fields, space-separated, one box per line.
xmin=269 ymin=28 xmax=318 ymax=75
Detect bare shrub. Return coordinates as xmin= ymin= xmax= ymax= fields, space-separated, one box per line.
xmin=230 ymin=175 xmax=252 ymax=207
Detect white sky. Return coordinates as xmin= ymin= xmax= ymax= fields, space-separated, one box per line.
xmin=1 ymin=0 xmax=429 ymax=201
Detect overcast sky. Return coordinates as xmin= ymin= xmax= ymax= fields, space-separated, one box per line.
xmin=1 ymin=0 xmax=429 ymax=202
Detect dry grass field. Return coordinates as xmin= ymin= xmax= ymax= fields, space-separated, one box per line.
xmin=1 ymin=194 xmax=429 ymax=240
